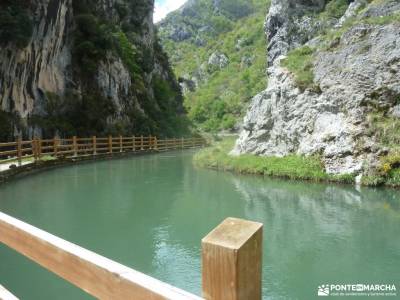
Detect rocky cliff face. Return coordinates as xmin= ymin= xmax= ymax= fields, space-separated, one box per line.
xmin=233 ymin=0 xmax=400 ymax=176
xmin=0 ymin=0 xmax=185 ymax=140
xmin=0 ymin=0 xmax=72 ymax=129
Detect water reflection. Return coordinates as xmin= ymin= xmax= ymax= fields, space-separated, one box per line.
xmin=0 ymin=151 xmax=399 ymax=300
xmin=229 ymin=176 xmax=400 ymax=299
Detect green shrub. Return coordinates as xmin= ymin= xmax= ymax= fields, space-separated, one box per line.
xmin=0 ymin=111 xmax=21 ymax=141
xmin=281 ymin=46 xmax=316 ymax=91
xmin=367 ymin=112 xmax=400 ymax=150
xmin=364 ymin=12 xmax=400 ymax=25
xmin=387 ymin=169 xmax=400 ymax=187
xmin=322 ymin=0 xmax=349 ymax=19
xmin=362 ymin=152 xmax=400 ymax=188
xmin=73 ymin=14 xmax=114 ymax=76
xmin=210 ymin=16 xmax=233 ymax=34
xmin=218 ymin=0 xmax=254 ymax=19
xmin=114 ymin=31 xmax=141 ymax=75
xmin=361 ymin=175 xmax=386 ymax=187
xmin=0 ymin=2 xmax=33 ymax=48
xmin=115 ymin=2 xmax=129 ymax=19
xmin=319 ymin=4 xmax=400 ymax=50
xmin=30 ymin=91 xmax=116 ymax=138
xmin=221 ymin=114 xmax=236 ymax=130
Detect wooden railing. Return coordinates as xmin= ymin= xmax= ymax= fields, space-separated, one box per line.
xmin=0 ymin=213 xmax=263 ymax=300
xmin=0 ymin=285 xmax=18 ymax=300
xmin=0 ymin=136 xmax=206 ymax=166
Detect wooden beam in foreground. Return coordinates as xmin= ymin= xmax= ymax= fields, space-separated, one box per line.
xmin=0 ymin=285 xmax=19 ymax=300
xmin=0 ymin=212 xmax=203 ymax=300
xmin=202 ymin=217 xmax=263 ymax=300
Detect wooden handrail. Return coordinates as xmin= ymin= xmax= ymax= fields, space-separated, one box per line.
xmin=0 ymin=214 xmax=261 ymax=300
xmin=0 ymin=136 xmax=207 ymax=169
xmin=0 ymin=212 xmax=203 ymax=300
xmin=0 ymin=285 xmax=19 ymax=300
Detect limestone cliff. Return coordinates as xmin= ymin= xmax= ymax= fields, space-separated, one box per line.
xmin=0 ymin=0 xmax=186 ymax=140
xmin=233 ymin=0 xmax=400 ymax=176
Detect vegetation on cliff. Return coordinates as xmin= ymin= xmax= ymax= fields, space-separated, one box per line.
xmin=281 ymin=46 xmax=316 ymax=91
xmin=193 ymin=0 xmax=400 ymax=185
xmin=66 ymin=0 xmax=188 ymax=138
xmin=0 ymin=0 xmax=190 ymax=140
xmin=158 ymin=0 xmax=269 ymax=132
xmin=0 ymin=0 xmax=33 ymax=48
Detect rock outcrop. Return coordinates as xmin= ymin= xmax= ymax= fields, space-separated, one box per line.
xmin=208 ymin=52 xmax=229 ymax=70
xmin=233 ymin=0 xmax=400 ymax=175
xmin=0 ymin=0 xmax=185 ymax=139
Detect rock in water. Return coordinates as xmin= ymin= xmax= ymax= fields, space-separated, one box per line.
xmin=233 ymin=0 xmax=400 ymax=175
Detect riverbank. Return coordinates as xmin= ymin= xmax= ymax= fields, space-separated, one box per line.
xmin=194 ymin=138 xmax=400 ymax=187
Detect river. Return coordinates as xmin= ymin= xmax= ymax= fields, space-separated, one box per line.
xmin=0 ymin=151 xmax=399 ymax=299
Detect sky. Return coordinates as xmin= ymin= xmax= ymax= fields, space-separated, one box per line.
xmin=154 ymin=0 xmax=187 ymax=23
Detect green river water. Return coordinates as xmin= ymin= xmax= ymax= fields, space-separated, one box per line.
xmin=0 ymin=151 xmax=399 ymax=299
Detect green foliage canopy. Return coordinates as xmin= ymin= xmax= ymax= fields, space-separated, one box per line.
xmin=0 ymin=1 xmax=33 ymax=48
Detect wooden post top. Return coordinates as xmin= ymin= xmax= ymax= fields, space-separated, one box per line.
xmin=202 ymin=217 xmax=262 ymax=250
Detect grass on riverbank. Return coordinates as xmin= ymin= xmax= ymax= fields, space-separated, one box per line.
xmin=194 ymin=138 xmax=355 ymax=183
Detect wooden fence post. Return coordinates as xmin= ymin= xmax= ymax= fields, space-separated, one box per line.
xmin=72 ymin=136 xmax=78 ymax=157
xmin=53 ymin=137 xmax=59 ymax=158
xmin=37 ymin=138 xmax=42 ymax=161
xmin=108 ymin=136 xmax=113 ymax=154
xmin=181 ymin=137 xmax=184 ymax=149
xmin=154 ymin=136 xmax=158 ymax=151
xmin=93 ymin=136 xmax=97 ymax=155
xmin=132 ymin=136 xmax=135 ymax=152
xmin=202 ymin=217 xmax=263 ymax=300
xmin=140 ymin=136 xmax=144 ymax=150
xmin=119 ymin=135 xmax=123 ymax=153
xmin=149 ymin=135 xmax=152 ymax=150
xmin=31 ymin=138 xmax=36 ymax=162
xmin=17 ymin=137 xmax=22 ymax=166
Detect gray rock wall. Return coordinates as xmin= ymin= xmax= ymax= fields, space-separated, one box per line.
xmin=233 ymin=0 xmax=400 ymax=175
xmin=0 ymin=0 xmax=72 ymax=120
